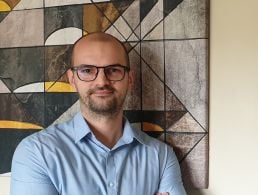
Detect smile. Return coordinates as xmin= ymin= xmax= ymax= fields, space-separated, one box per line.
xmin=92 ymin=90 xmax=114 ymax=97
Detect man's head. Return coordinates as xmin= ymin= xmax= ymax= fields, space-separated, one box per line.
xmin=67 ymin=32 xmax=133 ymax=117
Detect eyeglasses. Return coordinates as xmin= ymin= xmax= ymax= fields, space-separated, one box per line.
xmin=70 ymin=64 xmax=130 ymax=82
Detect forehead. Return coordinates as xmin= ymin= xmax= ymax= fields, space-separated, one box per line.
xmin=73 ymin=39 xmax=127 ymax=66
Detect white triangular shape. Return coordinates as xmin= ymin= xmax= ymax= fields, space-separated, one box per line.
xmin=51 ymin=100 xmax=80 ymax=125
xmin=122 ymin=0 xmax=140 ymax=30
xmin=14 ymin=0 xmax=43 ymax=10
xmin=141 ymin=0 xmax=163 ymax=39
xmin=13 ymin=82 xmax=44 ymax=93
xmin=105 ymin=25 xmax=125 ymax=41
xmin=144 ymin=21 xmax=163 ymax=40
xmin=128 ymin=32 xmax=139 ymax=42
xmin=113 ymin=17 xmax=132 ymax=40
xmin=0 ymin=80 xmax=11 ymax=93
xmin=45 ymin=27 xmax=82 ymax=46
xmin=128 ymin=42 xmax=138 ymax=49
xmin=133 ymin=43 xmax=140 ymax=54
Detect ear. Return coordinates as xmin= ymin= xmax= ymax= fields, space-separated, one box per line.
xmin=128 ymin=70 xmax=134 ymax=90
xmin=67 ymin=69 xmax=77 ymax=91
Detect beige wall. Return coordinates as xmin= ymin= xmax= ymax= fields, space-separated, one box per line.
xmin=187 ymin=0 xmax=258 ymax=194
xmin=1 ymin=0 xmax=258 ymax=194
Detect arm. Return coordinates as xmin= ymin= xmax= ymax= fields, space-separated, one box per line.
xmin=157 ymin=145 xmax=187 ymax=195
xmin=10 ymin=138 xmax=58 ymax=195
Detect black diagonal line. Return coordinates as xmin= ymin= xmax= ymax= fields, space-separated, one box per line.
xmin=131 ymin=43 xmax=165 ymax=85
xmin=126 ymin=30 xmax=140 ymax=42
xmin=140 ymin=0 xmax=159 ymax=21
xmin=110 ymin=1 xmax=141 ymax=40
xmin=141 ymin=17 xmax=163 ymax=40
xmin=164 ymin=0 xmax=184 ymax=17
xmin=179 ymin=133 xmax=208 ymax=164
xmin=165 ymin=86 xmax=207 ymax=132
xmin=89 ymin=0 xmax=126 ymax=40
xmin=126 ymin=22 xmax=141 ymax=41
xmin=45 ymin=67 xmax=70 ymax=92
xmin=0 ymin=11 xmax=10 ymax=23
xmin=131 ymin=43 xmax=208 ymax=132
xmin=128 ymin=42 xmax=140 ymax=53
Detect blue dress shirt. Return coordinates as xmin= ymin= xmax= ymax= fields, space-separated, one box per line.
xmin=11 ymin=112 xmax=186 ymax=195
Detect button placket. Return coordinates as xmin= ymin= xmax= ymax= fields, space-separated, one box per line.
xmin=106 ymin=152 xmax=117 ymax=195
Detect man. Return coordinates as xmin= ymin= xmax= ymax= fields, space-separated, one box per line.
xmin=11 ymin=32 xmax=187 ymax=195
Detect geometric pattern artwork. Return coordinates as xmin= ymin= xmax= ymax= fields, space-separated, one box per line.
xmin=0 ymin=0 xmax=209 ymax=189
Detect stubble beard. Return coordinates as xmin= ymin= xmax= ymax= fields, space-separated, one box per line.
xmin=80 ymin=86 xmax=126 ymax=117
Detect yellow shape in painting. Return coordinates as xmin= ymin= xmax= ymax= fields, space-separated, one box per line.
xmin=45 ymin=82 xmax=76 ymax=92
xmin=0 ymin=120 xmax=42 ymax=129
xmin=0 ymin=1 xmax=11 ymax=11
xmin=143 ymin=122 xmax=163 ymax=132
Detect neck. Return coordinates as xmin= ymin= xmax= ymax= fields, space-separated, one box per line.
xmin=81 ymin=108 xmax=124 ymax=149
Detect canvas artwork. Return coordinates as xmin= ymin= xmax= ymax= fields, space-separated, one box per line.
xmin=0 ymin=0 xmax=209 ymax=189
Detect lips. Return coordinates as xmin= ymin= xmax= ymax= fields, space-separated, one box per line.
xmin=89 ymin=86 xmax=115 ymax=97
xmin=93 ymin=89 xmax=113 ymax=97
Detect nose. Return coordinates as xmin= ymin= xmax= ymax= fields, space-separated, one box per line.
xmin=94 ymin=68 xmax=110 ymax=86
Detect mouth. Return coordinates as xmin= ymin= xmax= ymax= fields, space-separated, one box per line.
xmin=92 ymin=89 xmax=114 ymax=97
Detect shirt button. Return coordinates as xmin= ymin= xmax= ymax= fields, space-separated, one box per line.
xmin=109 ymin=182 xmax=114 ymax=187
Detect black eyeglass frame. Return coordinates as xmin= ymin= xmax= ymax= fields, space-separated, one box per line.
xmin=70 ymin=64 xmax=130 ymax=82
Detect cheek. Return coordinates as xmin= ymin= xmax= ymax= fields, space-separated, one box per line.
xmin=73 ymin=80 xmax=91 ymax=94
xmin=114 ymin=82 xmax=129 ymax=94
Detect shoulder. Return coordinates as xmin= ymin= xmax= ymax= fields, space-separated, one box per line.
xmin=136 ymin=130 xmax=174 ymax=158
xmin=13 ymin=117 xmax=75 ymax=160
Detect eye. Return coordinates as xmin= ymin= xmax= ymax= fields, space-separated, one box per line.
xmin=106 ymin=66 xmax=122 ymax=74
xmin=79 ymin=67 xmax=95 ymax=74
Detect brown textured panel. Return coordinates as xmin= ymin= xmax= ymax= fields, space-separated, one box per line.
xmin=124 ymin=46 xmax=141 ymax=110
xmin=141 ymin=41 xmax=164 ymax=79
xmin=96 ymin=2 xmax=120 ymax=22
xmin=0 ymin=9 xmax=44 ymax=48
xmin=167 ymin=112 xmax=206 ymax=133
xmin=142 ymin=61 xmax=164 ymax=110
xmin=161 ymin=133 xmax=205 ymax=162
xmin=0 ymin=94 xmax=39 ymax=125
xmin=83 ymin=3 xmax=119 ymax=33
xmin=180 ymin=134 xmax=209 ymax=188
xmin=45 ymin=45 xmax=72 ymax=82
xmin=4 ymin=0 xmax=20 ymax=9
xmin=165 ymin=86 xmax=186 ymax=111
xmin=165 ymin=111 xmax=187 ymax=129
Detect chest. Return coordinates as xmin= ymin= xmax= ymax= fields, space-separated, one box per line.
xmin=47 ymin=141 xmax=161 ymax=195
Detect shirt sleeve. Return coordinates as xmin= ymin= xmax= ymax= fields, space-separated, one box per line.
xmin=157 ymin=145 xmax=187 ymax=195
xmin=10 ymin=137 xmax=58 ymax=195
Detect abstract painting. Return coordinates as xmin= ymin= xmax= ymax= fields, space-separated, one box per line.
xmin=0 ymin=0 xmax=209 ymax=188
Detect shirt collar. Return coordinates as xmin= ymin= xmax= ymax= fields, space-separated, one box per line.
xmin=72 ymin=112 xmax=148 ymax=146
xmin=73 ymin=112 xmax=92 ymax=143
xmin=120 ymin=119 xmax=146 ymax=146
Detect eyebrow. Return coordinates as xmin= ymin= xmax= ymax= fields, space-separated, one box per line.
xmin=72 ymin=64 xmax=127 ymax=68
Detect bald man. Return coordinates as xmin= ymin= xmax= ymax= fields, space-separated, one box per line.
xmin=11 ymin=32 xmax=186 ymax=195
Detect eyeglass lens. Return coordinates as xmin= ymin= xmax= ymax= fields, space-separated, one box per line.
xmin=76 ymin=65 xmax=128 ymax=81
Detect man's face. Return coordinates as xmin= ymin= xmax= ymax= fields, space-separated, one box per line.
xmin=68 ymin=39 xmax=133 ymax=116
